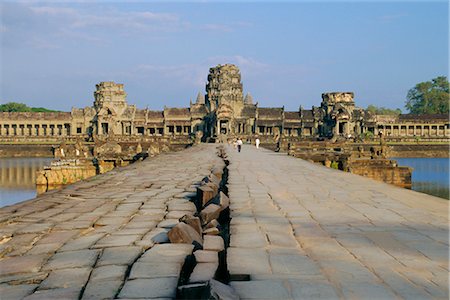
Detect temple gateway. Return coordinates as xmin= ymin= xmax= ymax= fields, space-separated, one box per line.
xmin=0 ymin=64 xmax=448 ymax=143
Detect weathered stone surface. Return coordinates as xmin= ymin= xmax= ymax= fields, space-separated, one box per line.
xmin=42 ymin=249 xmax=99 ymax=270
xmin=0 ymin=254 xmax=48 ymax=276
xmin=129 ymin=262 xmax=182 ymax=279
xmin=96 ymin=246 xmax=142 ymax=266
xmin=93 ymin=234 xmax=141 ymax=248
xmin=23 ymin=287 xmax=81 ymax=300
xmin=157 ymin=219 xmax=179 ymax=229
xmin=168 ymin=222 xmax=203 ymax=246
xmin=210 ymin=279 xmax=240 ymax=300
xmin=139 ymin=228 xmax=169 ymax=245
xmin=118 ymin=278 xmax=178 ymax=299
xmin=39 ymin=267 xmax=91 ymax=289
xmin=194 ymin=250 xmax=219 ymax=263
xmin=189 ymin=262 xmax=218 ymax=283
xmin=200 ymin=204 xmax=222 ymax=225
xmin=0 ymin=283 xmax=39 ymax=299
xmin=89 ymin=265 xmax=127 ymax=281
xmin=139 ymin=244 xmax=194 ymax=263
xmin=82 ymin=280 xmax=123 ymax=300
xmin=203 ymin=235 xmax=224 ymax=251
xmin=227 ymin=248 xmax=271 ymax=275
xmin=230 ymin=280 xmax=291 ymax=299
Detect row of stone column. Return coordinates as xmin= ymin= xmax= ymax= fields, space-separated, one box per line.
xmin=379 ymin=124 xmax=449 ymax=137
xmin=0 ymin=123 xmax=71 ymax=137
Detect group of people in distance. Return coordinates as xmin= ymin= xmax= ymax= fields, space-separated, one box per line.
xmin=232 ymin=137 xmax=260 ymax=152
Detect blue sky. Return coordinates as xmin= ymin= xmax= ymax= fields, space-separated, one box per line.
xmin=1 ymin=1 xmax=448 ymax=112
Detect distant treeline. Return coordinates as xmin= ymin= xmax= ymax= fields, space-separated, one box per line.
xmin=366 ymin=105 xmax=402 ymax=115
xmin=0 ymin=102 xmax=60 ymax=112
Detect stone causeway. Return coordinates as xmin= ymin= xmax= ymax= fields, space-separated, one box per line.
xmin=0 ymin=144 xmax=448 ymax=299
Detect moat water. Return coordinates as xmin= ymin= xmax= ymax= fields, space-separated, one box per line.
xmin=0 ymin=157 xmax=53 ymax=208
xmin=394 ymin=157 xmax=449 ymax=200
xmin=0 ymin=157 xmax=448 ymax=207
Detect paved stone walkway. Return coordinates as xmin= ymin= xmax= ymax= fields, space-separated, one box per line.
xmin=0 ymin=145 xmax=223 ymax=299
xmin=227 ymin=145 xmax=449 ymax=299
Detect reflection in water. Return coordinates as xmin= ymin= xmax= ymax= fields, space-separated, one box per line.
xmin=395 ymin=157 xmax=449 ymax=200
xmin=0 ymin=157 xmax=53 ymax=207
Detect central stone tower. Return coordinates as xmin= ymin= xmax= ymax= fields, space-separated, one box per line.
xmin=204 ymin=64 xmax=255 ymax=139
xmin=205 ymin=64 xmax=244 ymax=112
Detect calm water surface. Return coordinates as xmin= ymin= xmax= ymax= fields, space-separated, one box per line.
xmin=0 ymin=157 xmax=53 ymax=207
xmin=395 ymin=157 xmax=449 ymax=200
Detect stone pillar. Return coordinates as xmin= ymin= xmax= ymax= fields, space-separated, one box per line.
xmin=335 ymin=120 xmax=340 ymax=135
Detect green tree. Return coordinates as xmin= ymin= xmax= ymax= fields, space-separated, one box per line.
xmin=405 ymin=76 xmax=449 ymax=114
xmin=367 ymin=105 xmax=402 ymax=115
xmin=0 ymin=102 xmax=32 ymax=112
xmin=0 ymin=102 xmax=59 ymax=112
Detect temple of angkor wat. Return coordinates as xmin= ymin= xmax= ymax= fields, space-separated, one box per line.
xmin=0 ymin=64 xmax=448 ymax=145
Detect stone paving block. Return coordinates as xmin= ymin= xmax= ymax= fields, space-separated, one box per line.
xmin=27 ymin=243 xmax=62 ymax=255
xmin=97 ymin=246 xmax=142 ymax=266
xmin=42 ymin=249 xmax=99 ymax=270
xmin=23 ymin=287 xmax=81 ymax=300
xmin=204 ymin=235 xmax=224 ymax=251
xmin=230 ymin=280 xmax=290 ymax=299
xmin=230 ymin=231 xmax=267 ymax=248
xmin=0 ymin=254 xmax=48 ymax=276
xmin=39 ymin=267 xmax=91 ymax=289
xmin=194 ymin=250 xmax=219 ymax=263
xmin=166 ymin=210 xmax=193 ymax=219
xmin=341 ymin=281 xmax=398 ymax=299
xmin=189 ymin=262 xmax=218 ymax=283
xmin=35 ymin=230 xmax=79 ymax=246
xmin=139 ymin=228 xmax=169 ymax=245
xmin=59 ymin=233 xmax=105 ymax=252
xmin=90 ymin=265 xmax=127 ymax=281
xmin=139 ymin=244 xmax=194 ymax=263
xmin=269 ymin=248 xmax=322 ymax=276
xmin=227 ymin=248 xmax=271 ymax=275
xmin=157 ymin=219 xmax=179 ymax=229
xmin=0 ymin=283 xmax=39 ymax=299
xmin=93 ymin=234 xmax=142 ymax=248
xmin=82 ymin=279 xmax=123 ymax=300
xmin=0 ymin=271 xmax=48 ymax=285
xmin=118 ymin=277 xmax=178 ymax=299
xmin=15 ymin=223 xmax=54 ymax=234
xmin=129 ymin=262 xmax=182 ymax=279
xmin=289 ymin=279 xmax=340 ymax=299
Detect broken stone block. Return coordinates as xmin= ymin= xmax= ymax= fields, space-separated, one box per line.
xmin=204 ymin=235 xmax=224 ymax=251
xmin=168 ymin=222 xmax=203 ymax=246
xmin=189 ymin=262 xmax=219 ymax=283
xmin=180 ymin=215 xmax=202 ymax=235
xmin=205 ymin=219 xmax=220 ymax=229
xmin=200 ymin=204 xmax=221 ymax=225
xmin=204 ymin=227 xmax=220 ymax=235
xmin=206 ymin=182 xmax=219 ymax=195
xmin=197 ymin=185 xmax=215 ymax=209
xmin=213 ymin=192 xmax=230 ymax=211
xmin=200 ymin=204 xmax=222 ymax=225
xmin=208 ymin=174 xmax=221 ymax=186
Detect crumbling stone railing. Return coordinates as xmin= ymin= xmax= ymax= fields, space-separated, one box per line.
xmin=165 ymin=145 xmax=239 ymax=299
